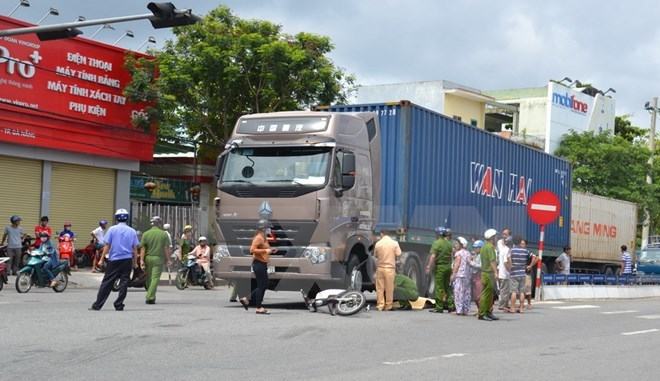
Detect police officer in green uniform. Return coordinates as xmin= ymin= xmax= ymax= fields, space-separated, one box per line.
xmin=140 ymin=216 xmax=171 ymax=304
xmin=478 ymin=228 xmax=500 ymax=321
xmin=426 ymin=227 xmax=455 ymax=313
xmin=394 ymin=274 xmax=419 ymax=310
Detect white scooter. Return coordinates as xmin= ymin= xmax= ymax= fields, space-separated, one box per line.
xmin=301 ymin=288 xmax=368 ymax=316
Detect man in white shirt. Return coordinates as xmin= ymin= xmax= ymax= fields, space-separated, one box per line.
xmin=555 ymin=247 xmax=571 ymax=275
xmin=497 ymin=233 xmax=512 ymax=311
xmin=91 ymin=220 xmax=108 ymax=272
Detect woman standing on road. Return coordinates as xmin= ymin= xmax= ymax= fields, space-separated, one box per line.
xmin=469 ymin=240 xmax=484 ymax=312
xmin=240 ymin=220 xmax=277 ymax=315
xmin=451 ymin=237 xmax=472 ymax=315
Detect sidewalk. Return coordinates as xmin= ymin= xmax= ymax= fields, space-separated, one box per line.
xmin=66 ymin=269 xmax=228 ymax=289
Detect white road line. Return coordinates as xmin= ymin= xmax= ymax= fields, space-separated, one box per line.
xmin=621 ymin=329 xmax=659 ymax=336
xmin=530 ymin=203 xmax=557 ymax=212
xmin=536 ymin=301 xmax=564 ymax=305
xmin=553 ymin=305 xmax=600 ymax=310
xmin=601 ymin=310 xmax=638 ymax=315
xmin=636 ymin=315 xmax=660 ymax=320
xmin=383 ymin=353 xmax=466 ymax=366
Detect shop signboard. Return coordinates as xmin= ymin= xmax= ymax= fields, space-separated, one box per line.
xmin=130 ymin=176 xmax=192 ymax=204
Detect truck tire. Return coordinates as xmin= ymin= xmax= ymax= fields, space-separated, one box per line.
xmin=345 ymin=255 xmax=363 ymax=291
xmin=402 ymin=253 xmax=424 ymax=295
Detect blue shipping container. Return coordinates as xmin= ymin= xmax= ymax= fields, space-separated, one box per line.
xmin=326 ymin=101 xmax=572 ymax=250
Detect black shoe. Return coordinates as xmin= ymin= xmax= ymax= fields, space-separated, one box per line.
xmin=229 ymin=299 xmax=237 ymax=303
xmin=487 ymin=313 xmax=499 ymax=321
xmin=88 ymin=306 xmax=101 ymax=311
xmin=114 ymin=304 xmax=125 ymax=311
xmin=478 ymin=315 xmax=493 ymax=321
xmin=145 ymin=300 xmax=155 ymax=305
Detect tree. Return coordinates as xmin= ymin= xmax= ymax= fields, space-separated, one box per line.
xmin=615 ymin=114 xmax=645 ymax=142
xmin=124 ymin=6 xmax=355 ymax=147
xmin=555 ymin=131 xmax=660 ymax=233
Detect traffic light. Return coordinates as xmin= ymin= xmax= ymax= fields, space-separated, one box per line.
xmin=147 ymin=2 xmax=201 ymax=29
xmin=37 ymin=27 xmax=82 ymax=41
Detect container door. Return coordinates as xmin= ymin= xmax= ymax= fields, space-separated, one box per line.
xmin=0 ymin=155 xmax=42 ymax=227
xmin=49 ymin=163 xmax=115 ymax=241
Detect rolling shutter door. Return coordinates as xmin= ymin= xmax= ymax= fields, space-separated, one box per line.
xmin=49 ymin=163 xmax=115 ymax=240
xmin=0 ymin=155 xmax=42 ymax=227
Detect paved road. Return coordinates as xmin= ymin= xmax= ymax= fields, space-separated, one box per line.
xmin=1 ymin=281 xmax=659 ymax=381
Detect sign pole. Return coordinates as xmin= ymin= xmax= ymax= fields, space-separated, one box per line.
xmin=535 ymin=224 xmax=545 ymax=301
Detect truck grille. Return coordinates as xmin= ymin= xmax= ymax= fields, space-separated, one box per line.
xmin=219 ymin=220 xmax=318 ymax=258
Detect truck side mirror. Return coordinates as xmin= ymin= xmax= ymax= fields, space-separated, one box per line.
xmin=341 ymin=152 xmax=356 ymax=190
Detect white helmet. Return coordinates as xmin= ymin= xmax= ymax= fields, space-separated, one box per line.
xmin=163 ymin=223 xmax=170 ymax=230
xmin=198 ymin=236 xmax=207 ymax=242
xmin=457 ymin=236 xmax=468 ymax=248
xmin=484 ymin=229 xmax=498 ymax=240
xmin=115 ymin=209 xmax=129 ymax=222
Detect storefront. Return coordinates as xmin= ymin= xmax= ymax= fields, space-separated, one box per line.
xmin=0 ymin=16 xmax=156 ymax=237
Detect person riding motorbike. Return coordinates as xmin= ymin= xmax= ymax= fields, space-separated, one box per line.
xmin=91 ymin=220 xmax=108 ymax=272
xmin=37 ymin=232 xmax=61 ymax=287
xmin=188 ymin=236 xmax=211 ymax=275
xmin=59 ymin=222 xmax=77 ymax=270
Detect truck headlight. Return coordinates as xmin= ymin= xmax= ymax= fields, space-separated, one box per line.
xmin=303 ymin=246 xmax=331 ymax=264
xmin=214 ymin=244 xmax=231 ymax=261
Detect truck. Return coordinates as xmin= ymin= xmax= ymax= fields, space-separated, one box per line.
xmin=569 ymin=191 xmax=637 ymax=274
xmin=212 ymin=101 xmax=572 ymax=297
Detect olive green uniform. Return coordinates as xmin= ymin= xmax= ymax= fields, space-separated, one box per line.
xmin=394 ymin=274 xmax=419 ymax=309
xmin=141 ymin=226 xmax=170 ymax=303
xmin=478 ymin=242 xmax=497 ymax=318
xmin=431 ymin=238 xmax=454 ymax=311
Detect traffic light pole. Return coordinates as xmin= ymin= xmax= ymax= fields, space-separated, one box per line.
xmin=0 ymin=13 xmax=155 ymax=38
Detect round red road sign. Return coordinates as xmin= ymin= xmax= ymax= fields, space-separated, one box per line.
xmin=527 ymin=190 xmax=561 ymax=225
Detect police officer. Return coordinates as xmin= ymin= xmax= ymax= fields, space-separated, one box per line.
xmin=478 ymin=229 xmax=500 ymax=321
xmin=426 ymin=226 xmax=455 ymax=313
xmin=140 ymin=216 xmax=171 ymax=304
xmin=90 ymin=209 xmax=139 ymax=311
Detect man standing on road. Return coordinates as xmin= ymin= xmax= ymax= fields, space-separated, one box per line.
xmin=509 ymin=237 xmax=532 ymax=313
xmin=90 ymin=209 xmax=139 ymax=311
xmin=478 ymin=229 xmax=499 ymax=321
xmin=620 ymin=245 xmax=632 ymax=283
xmin=555 ymin=247 xmax=571 ymax=275
xmin=140 ymin=216 xmax=172 ymax=305
xmin=2 ymin=215 xmax=25 ymax=276
xmin=374 ymin=230 xmax=402 ymax=311
xmin=426 ymin=227 xmax=455 ymax=313
xmin=497 ymin=236 xmax=513 ymax=312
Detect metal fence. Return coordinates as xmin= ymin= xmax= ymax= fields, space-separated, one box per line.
xmin=543 ymin=273 xmax=660 ymax=286
xmin=130 ymin=201 xmax=198 ymax=248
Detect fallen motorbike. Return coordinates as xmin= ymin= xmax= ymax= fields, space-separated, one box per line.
xmin=112 ymin=266 xmax=147 ymax=291
xmin=301 ymin=288 xmax=367 ymax=316
xmin=15 ymin=249 xmax=70 ymax=293
xmin=0 ymin=257 xmax=9 ymax=292
xmin=176 ymin=254 xmax=213 ymax=290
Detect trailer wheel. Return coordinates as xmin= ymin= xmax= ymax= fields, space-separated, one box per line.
xmin=402 ymin=254 xmax=424 ymax=295
xmin=345 ymin=255 xmax=363 ymax=291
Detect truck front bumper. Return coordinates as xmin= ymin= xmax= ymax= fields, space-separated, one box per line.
xmin=213 ymin=256 xmax=335 ymax=281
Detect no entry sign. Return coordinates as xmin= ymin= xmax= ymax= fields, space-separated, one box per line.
xmin=527 ymin=190 xmax=561 ymax=225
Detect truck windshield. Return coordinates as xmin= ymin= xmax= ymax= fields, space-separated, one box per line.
xmin=220 ymin=147 xmax=332 ymax=187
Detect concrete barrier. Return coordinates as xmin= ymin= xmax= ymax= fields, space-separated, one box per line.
xmin=543 ymin=285 xmax=660 ymax=300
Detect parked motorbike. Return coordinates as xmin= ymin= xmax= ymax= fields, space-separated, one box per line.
xmin=15 ymin=249 xmax=70 ymax=293
xmin=18 ymin=235 xmax=34 ymax=268
xmin=74 ymin=240 xmax=97 ymax=268
xmin=0 ymin=257 xmax=9 ymax=292
xmin=58 ymin=234 xmax=75 ymax=269
xmin=175 ymin=254 xmax=214 ymax=290
xmin=301 ymin=288 xmax=367 ymax=316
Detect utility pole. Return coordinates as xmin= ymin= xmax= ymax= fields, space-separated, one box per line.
xmin=642 ymin=97 xmax=658 ymax=249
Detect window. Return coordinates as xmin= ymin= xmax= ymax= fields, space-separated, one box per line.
xmin=452 ymin=115 xmax=462 ymax=122
xmin=470 ymin=119 xmax=478 ymax=127
xmin=366 ymin=118 xmax=377 ymax=142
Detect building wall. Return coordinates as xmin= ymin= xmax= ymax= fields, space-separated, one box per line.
xmin=354 ymin=81 xmax=446 ymax=114
xmin=516 ymin=97 xmax=548 ymax=139
xmin=443 ymin=93 xmax=486 ymax=129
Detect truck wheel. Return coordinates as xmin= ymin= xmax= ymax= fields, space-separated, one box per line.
xmin=402 ymin=255 xmax=423 ymax=295
xmin=345 ymin=255 xmax=363 ymax=291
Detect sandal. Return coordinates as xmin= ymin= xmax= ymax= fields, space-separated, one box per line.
xmin=256 ymin=309 xmax=270 ymax=315
xmin=239 ymin=298 xmax=249 ymax=311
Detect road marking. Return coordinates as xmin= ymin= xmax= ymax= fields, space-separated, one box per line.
xmin=601 ymin=310 xmax=638 ymax=315
xmin=530 ymin=203 xmax=557 ymax=212
xmin=536 ymin=301 xmax=564 ymax=305
xmin=553 ymin=305 xmax=600 ymax=310
xmin=383 ymin=353 xmax=466 ymax=366
xmin=621 ymin=329 xmax=659 ymax=336
xmin=637 ymin=315 xmax=660 ymax=320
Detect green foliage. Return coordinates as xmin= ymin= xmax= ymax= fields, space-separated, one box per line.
xmin=124 ymin=5 xmax=354 ymax=145
xmin=615 ymin=114 xmax=645 ymax=142
xmin=556 ymin=131 xmax=660 ymax=232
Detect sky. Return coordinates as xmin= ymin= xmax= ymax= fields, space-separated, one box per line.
xmin=2 ymin=0 xmax=658 ymax=128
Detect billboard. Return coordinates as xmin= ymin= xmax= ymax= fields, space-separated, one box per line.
xmin=545 ymin=82 xmax=615 ymax=154
xmin=0 ymin=16 xmax=156 ymax=161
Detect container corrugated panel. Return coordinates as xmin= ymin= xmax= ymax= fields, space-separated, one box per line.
xmin=327 ymin=101 xmax=572 ymax=250
xmin=570 ymin=191 xmax=637 ymax=263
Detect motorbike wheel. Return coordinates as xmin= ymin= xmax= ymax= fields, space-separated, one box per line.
xmin=334 ymin=290 xmax=367 ymax=316
xmin=175 ymin=270 xmax=188 ymax=290
xmin=111 ymin=278 xmax=121 ymax=292
xmin=15 ymin=272 xmax=33 ymax=293
xmin=52 ymin=272 xmax=68 ymax=293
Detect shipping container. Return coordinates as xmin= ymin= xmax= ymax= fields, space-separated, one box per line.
xmin=570 ymin=191 xmax=637 ymax=273
xmin=325 ymin=101 xmax=572 ymax=251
